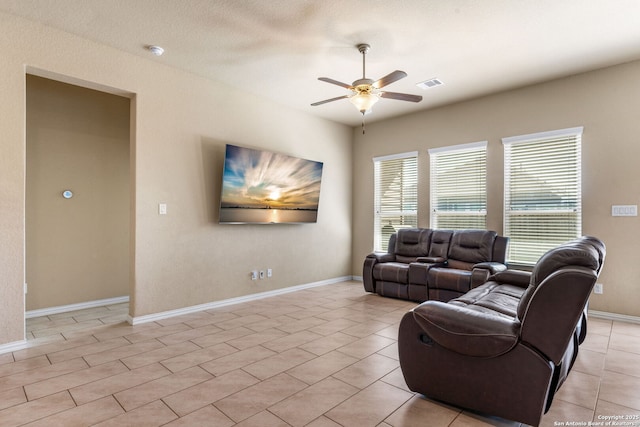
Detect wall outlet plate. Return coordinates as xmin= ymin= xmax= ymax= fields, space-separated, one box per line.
xmin=594 ymin=283 xmax=603 ymax=294
xmin=251 ymin=271 xmax=258 ymax=280
xmin=612 ymin=205 xmax=637 ymax=216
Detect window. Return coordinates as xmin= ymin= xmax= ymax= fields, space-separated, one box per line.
xmin=503 ymin=127 xmax=582 ymax=265
xmin=429 ymin=141 xmax=487 ymax=229
xmin=373 ymin=152 xmax=418 ymax=251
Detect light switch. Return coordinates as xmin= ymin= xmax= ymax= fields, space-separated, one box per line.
xmin=159 ymin=203 xmax=167 ymax=215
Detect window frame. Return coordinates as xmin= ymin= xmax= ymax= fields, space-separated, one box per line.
xmin=428 ymin=141 xmax=488 ymax=230
xmin=502 ymin=127 xmax=583 ymax=266
xmin=372 ymin=151 xmax=418 ymax=251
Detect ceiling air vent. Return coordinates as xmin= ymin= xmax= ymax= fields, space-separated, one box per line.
xmin=416 ymin=78 xmax=443 ymax=90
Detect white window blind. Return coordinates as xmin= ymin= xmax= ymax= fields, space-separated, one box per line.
xmin=429 ymin=141 xmax=487 ymax=230
xmin=373 ymin=152 xmax=418 ymax=251
xmin=503 ymin=127 xmax=583 ymax=265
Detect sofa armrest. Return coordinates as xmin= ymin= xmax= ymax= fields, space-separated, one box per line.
xmin=412 ymin=301 xmax=520 ymax=358
xmin=363 ymin=252 xmax=396 ymax=292
xmin=473 ymin=261 xmax=508 ymax=275
xmin=408 ymin=259 xmax=446 ymax=286
xmin=490 ymin=269 xmax=532 ymax=288
xmin=469 ymin=262 xmax=507 ymax=288
xmin=366 ymin=252 xmax=396 ymax=263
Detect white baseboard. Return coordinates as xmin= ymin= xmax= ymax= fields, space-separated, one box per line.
xmin=352 ymin=275 xmax=363 ymax=282
xmin=25 ymin=296 xmax=130 ymax=319
xmin=588 ymin=309 xmax=640 ymax=324
xmin=128 ymin=276 xmax=353 ymax=325
xmin=0 ymin=339 xmax=28 ymax=355
xmin=3 ymin=284 xmax=638 ymax=354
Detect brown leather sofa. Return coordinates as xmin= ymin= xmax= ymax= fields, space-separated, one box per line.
xmin=363 ymin=228 xmax=508 ymax=303
xmin=397 ymin=236 xmax=605 ymax=426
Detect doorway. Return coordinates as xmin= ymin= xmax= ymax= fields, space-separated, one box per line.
xmin=25 ymin=75 xmax=131 ymax=319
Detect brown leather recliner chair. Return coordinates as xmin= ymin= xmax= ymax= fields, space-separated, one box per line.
xmin=362 ymin=228 xmax=432 ymax=299
xmin=398 ymin=237 xmax=605 ymax=426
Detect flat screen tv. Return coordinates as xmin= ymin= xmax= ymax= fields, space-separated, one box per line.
xmin=219 ymin=144 xmax=324 ymax=224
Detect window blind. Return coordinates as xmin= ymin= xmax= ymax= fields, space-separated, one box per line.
xmin=373 ymin=152 xmax=418 ymax=251
xmin=429 ymin=141 xmax=487 ymax=230
xmin=503 ymin=127 xmax=582 ymax=265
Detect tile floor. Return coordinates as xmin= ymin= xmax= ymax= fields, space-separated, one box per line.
xmin=1 ymin=281 xmax=639 ymax=426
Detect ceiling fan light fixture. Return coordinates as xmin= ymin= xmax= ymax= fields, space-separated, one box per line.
xmin=349 ymin=91 xmax=380 ymax=114
xmin=311 ymin=43 xmax=421 ymax=128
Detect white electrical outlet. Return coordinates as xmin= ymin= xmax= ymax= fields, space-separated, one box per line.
xmin=251 ymin=271 xmax=258 ymax=280
xmin=259 ymin=270 xmax=265 ymax=279
xmin=159 ymin=203 xmax=167 ymax=215
xmin=594 ymin=283 xmax=603 ymax=294
xmin=267 ymin=268 xmax=272 ymax=278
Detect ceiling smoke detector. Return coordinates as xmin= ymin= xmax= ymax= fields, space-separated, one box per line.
xmin=147 ymin=45 xmax=164 ymax=56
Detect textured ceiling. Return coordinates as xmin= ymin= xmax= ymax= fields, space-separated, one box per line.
xmin=3 ymin=0 xmax=640 ymax=126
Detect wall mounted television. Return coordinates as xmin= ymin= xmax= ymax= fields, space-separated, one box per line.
xmin=219 ymin=144 xmax=324 ymax=224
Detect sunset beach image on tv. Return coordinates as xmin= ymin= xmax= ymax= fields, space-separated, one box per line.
xmin=219 ymin=144 xmax=324 ymax=224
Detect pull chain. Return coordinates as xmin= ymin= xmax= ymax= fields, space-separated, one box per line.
xmin=361 ymin=112 xmax=366 ymax=134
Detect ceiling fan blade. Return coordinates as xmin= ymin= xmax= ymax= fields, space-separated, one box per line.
xmin=373 ymin=70 xmax=407 ymax=88
xmin=380 ymin=91 xmax=423 ymax=102
xmin=318 ymin=77 xmax=352 ymax=89
xmin=311 ymin=95 xmax=349 ymax=106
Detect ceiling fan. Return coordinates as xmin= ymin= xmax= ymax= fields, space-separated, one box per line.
xmin=311 ymin=43 xmax=422 ymax=132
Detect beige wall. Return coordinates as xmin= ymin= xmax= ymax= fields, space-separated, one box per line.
xmin=0 ymin=12 xmax=352 ymax=346
xmin=26 ymin=75 xmax=130 ymax=310
xmin=353 ymin=59 xmax=640 ymax=317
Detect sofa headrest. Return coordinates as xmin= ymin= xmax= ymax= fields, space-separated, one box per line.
xmin=448 ymin=230 xmax=498 ymax=263
xmin=431 ymin=230 xmax=453 ymax=244
xmin=395 ymin=228 xmax=431 ymax=257
xmin=531 ymin=242 xmax=600 ymax=286
xmin=574 ymin=236 xmax=606 ymax=271
xmin=428 ymin=230 xmax=453 ymax=258
xmin=517 ymin=239 xmax=601 ymax=322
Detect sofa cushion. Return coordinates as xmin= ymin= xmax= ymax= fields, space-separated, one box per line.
xmin=374 ymin=262 xmax=410 ymax=283
xmin=449 ymin=282 xmax=526 ymax=318
xmin=448 ymin=230 xmax=497 ymax=264
xmin=428 ymin=268 xmax=472 ymax=293
xmin=446 ymin=259 xmax=474 ymax=271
